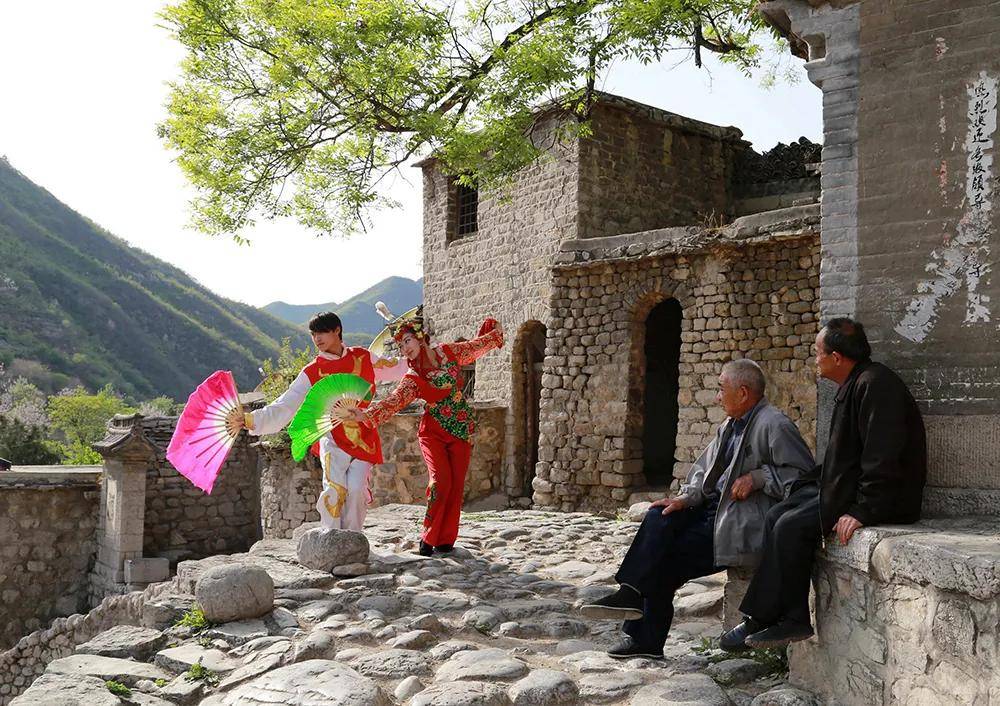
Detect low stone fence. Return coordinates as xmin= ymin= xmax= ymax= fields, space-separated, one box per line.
xmin=0 ymin=579 xmax=158 ymax=703
xmin=788 ymin=519 xmax=1000 ymax=705
xmin=140 ymin=415 xmax=261 ymax=562
xmin=0 ymin=468 xmax=101 ymax=652
xmin=260 ymin=404 xmax=507 ymax=539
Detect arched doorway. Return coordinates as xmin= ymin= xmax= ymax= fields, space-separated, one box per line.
xmin=642 ymin=299 xmax=682 ymax=486
xmin=512 ymin=321 xmax=546 ymax=497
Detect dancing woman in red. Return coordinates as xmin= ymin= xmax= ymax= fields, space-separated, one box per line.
xmin=339 ymin=313 xmax=503 ymax=556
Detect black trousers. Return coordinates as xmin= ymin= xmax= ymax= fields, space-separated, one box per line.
xmin=614 ymin=502 xmax=718 ymax=650
xmin=738 ymin=482 xmax=822 ymax=626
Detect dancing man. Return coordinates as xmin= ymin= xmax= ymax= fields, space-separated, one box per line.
xmin=227 ymin=311 xmax=407 ymax=530
xmin=338 ymin=308 xmax=503 ymax=555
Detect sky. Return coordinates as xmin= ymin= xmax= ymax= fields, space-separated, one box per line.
xmin=0 ymin=3 xmax=821 ymax=309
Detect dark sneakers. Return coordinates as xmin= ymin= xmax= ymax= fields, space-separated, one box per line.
xmin=418 ymin=541 xmax=434 ymax=556
xmin=580 ymin=585 xmax=644 ymax=621
xmin=719 ymin=617 xmax=764 ymax=652
xmin=435 ymin=544 xmax=454 ymax=553
xmin=607 ymin=636 xmax=664 ymax=660
xmin=746 ymin=620 xmax=814 ymax=648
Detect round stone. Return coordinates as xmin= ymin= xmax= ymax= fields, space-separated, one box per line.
xmin=296 ymin=528 xmax=370 ymax=572
xmin=435 ymin=648 xmax=529 ymax=683
xmin=508 ymin=669 xmax=580 ymax=705
xmin=195 ymin=564 xmax=274 ymax=624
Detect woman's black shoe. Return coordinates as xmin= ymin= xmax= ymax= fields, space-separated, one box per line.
xmin=418 ymin=541 xmax=434 ymax=556
xmin=435 ymin=544 xmax=454 ymax=553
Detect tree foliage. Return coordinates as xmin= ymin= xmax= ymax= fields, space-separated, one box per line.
xmin=0 ymin=416 xmax=61 ymax=465
xmin=160 ymin=0 xmax=772 ymax=237
xmin=47 ymin=386 xmax=136 ymax=461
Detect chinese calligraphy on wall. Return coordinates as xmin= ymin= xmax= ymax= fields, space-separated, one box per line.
xmin=896 ymin=71 xmax=997 ymax=342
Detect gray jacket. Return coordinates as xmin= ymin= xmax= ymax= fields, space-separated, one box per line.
xmin=678 ymin=399 xmax=815 ymax=567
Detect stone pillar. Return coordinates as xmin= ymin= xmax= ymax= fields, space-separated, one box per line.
xmin=89 ymin=414 xmax=159 ymax=603
xmin=759 ymin=0 xmax=861 ymax=460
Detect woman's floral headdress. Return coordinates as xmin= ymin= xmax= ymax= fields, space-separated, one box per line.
xmin=375 ymin=302 xmax=428 ymax=343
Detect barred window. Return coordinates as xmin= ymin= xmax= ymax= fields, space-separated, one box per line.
xmin=448 ymin=179 xmax=478 ymax=241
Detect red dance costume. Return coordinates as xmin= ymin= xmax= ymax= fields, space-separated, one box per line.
xmin=364 ymin=322 xmax=503 ymax=546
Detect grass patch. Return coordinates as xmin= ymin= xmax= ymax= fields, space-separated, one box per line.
xmin=174 ymin=606 xmax=210 ymax=631
xmin=154 ymin=678 xmax=168 ymax=687
xmin=185 ymin=660 xmax=220 ymax=686
xmin=105 ymin=680 xmax=131 ymax=697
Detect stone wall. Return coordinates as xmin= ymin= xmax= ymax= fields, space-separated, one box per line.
xmin=763 ymin=0 xmax=1000 ymax=500
xmin=0 ymin=580 xmax=165 ymax=704
xmin=533 ymin=206 xmax=820 ymax=511
xmin=140 ymin=416 xmax=261 ymax=561
xmin=788 ymin=520 xmax=1000 ymax=705
xmin=259 ymin=405 xmax=507 ymax=539
xmin=576 ymin=98 xmax=746 ymax=239
xmin=0 ymin=469 xmax=100 ymax=652
xmin=421 ymin=113 xmax=578 ymax=407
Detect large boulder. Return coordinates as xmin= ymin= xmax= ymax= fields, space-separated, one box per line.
xmin=195 ymin=563 xmax=275 ymax=623
xmin=296 ymin=528 xmax=369 ymax=572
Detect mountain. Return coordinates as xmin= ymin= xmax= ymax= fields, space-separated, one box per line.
xmin=0 ymin=157 xmax=311 ymax=400
xmin=263 ymin=276 xmax=423 ymax=345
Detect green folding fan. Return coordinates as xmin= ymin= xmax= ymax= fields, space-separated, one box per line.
xmin=287 ymin=373 xmax=374 ymax=461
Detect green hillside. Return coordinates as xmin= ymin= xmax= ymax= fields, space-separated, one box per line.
xmin=264 ymin=276 xmax=423 ymax=343
xmin=0 ymin=157 xmax=311 ymax=400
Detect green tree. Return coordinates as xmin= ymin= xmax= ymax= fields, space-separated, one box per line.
xmin=47 ymin=386 xmax=136 ymax=462
xmin=160 ymin=0 xmax=772 ymax=237
xmin=0 ymin=416 xmax=61 ymax=465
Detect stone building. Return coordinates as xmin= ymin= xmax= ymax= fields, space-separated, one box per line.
xmin=752 ymin=2 xmax=1000 ymax=704
xmin=420 ymin=91 xmax=821 ymax=509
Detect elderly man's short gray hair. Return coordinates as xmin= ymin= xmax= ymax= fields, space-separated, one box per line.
xmin=721 ymin=359 xmax=766 ymax=398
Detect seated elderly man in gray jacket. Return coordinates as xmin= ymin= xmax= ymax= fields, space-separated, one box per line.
xmin=581 ymin=359 xmax=814 ymax=659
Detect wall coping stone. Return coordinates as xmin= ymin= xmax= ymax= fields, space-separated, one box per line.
xmin=0 ymin=466 xmax=102 ymax=488
xmin=818 ymin=519 xmax=1000 ymax=601
xmin=554 ymin=204 xmax=820 ymax=268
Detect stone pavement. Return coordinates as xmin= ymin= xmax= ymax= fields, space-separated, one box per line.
xmin=14 ymin=505 xmax=818 ymax=705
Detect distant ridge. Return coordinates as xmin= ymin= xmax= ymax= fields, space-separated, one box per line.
xmin=263 ymin=276 xmax=423 ymax=346
xmin=0 ymin=158 xmax=311 ymax=399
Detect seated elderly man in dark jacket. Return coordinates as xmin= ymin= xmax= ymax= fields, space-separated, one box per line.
xmin=580 ymin=359 xmax=814 ymax=659
xmin=721 ymin=318 xmax=927 ymax=651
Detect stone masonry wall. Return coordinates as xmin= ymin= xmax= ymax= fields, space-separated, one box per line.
xmin=766 ymin=0 xmax=1000 ymax=497
xmin=788 ymin=521 xmax=1000 ymax=706
xmin=0 ymin=471 xmax=100 ymax=652
xmin=421 ymin=114 xmax=578 ymax=408
xmin=259 ymin=405 xmax=507 ymax=539
xmin=141 ymin=416 xmax=261 ymax=561
xmin=855 ymin=0 xmax=1000 ymax=493
xmin=577 ymin=99 xmax=745 ymax=239
xmin=0 ymin=579 xmax=167 ymax=704
xmin=533 ymin=208 xmax=820 ymax=511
